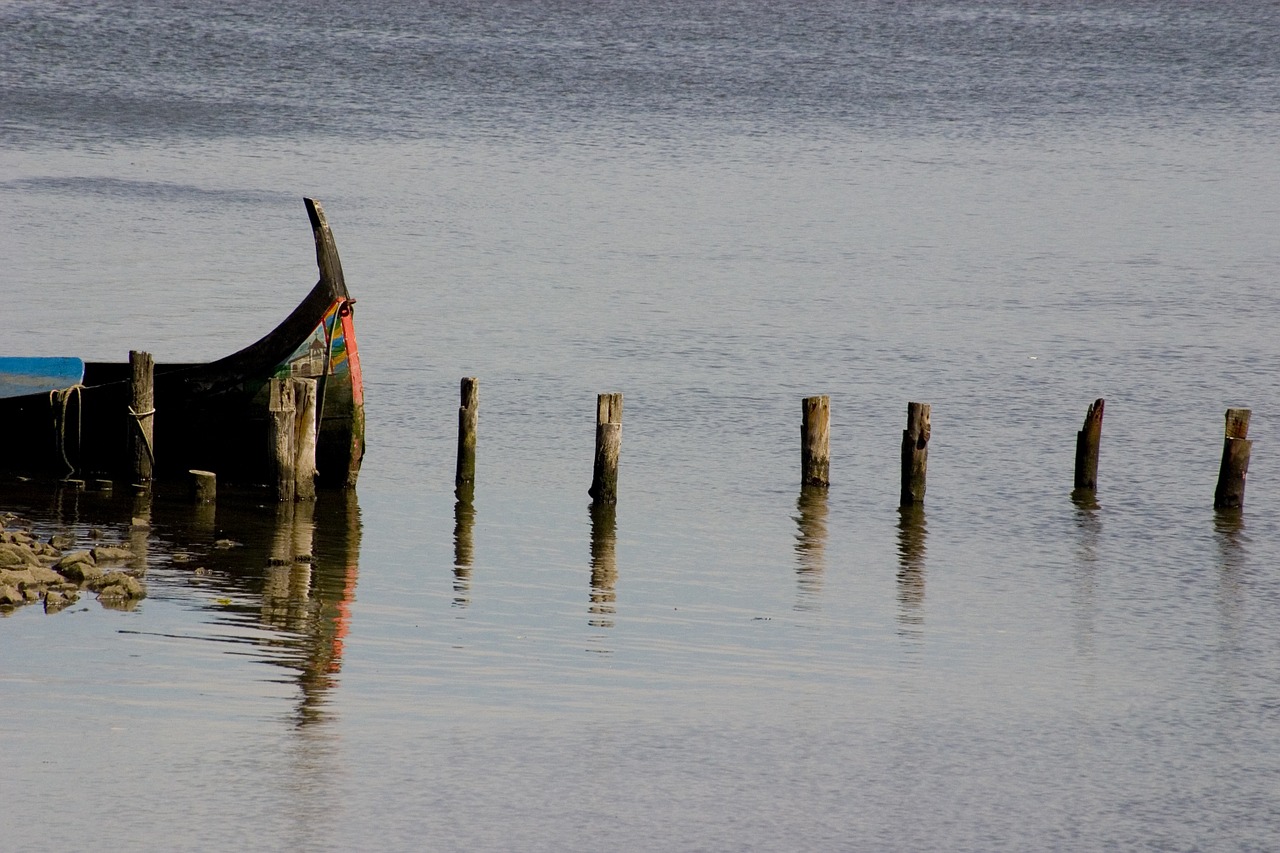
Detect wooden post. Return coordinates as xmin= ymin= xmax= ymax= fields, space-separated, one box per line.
xmin=129 ymin=350 xmax=155 ymax=486
xmin=1073 ymin=398 xmax=1105 ymax=494
xmin=190 ymin=469 xmax=216 ymax=504
xmin=268 ymin=378 xmax=296 ymax=502
xmin=801 ymin=395 xmax=830 ymax=487
xmin=1214 ymin=408 xmax=1252 ymax=510
xmin=900 ymin=402 xmax=930 ymax=507
xmin=589 ymin=393 xmax=623 ymax=505
xmin=293 ymin=378 xmax=318 ymax=501
xmin=456 ymin=377 xmax=478 ymax=488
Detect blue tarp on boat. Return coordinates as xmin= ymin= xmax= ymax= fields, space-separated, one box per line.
xmin=0 ymin=357 xmax=85 ymax=399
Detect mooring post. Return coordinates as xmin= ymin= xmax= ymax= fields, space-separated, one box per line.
xmin=589 ymin=392 xmax=623 ymax=504
xmin=1073 ymin=398 xmax=1105 ymax=495
xmin=1214 ymin=408 xmax=1252 ymax=510
xmin=268 ymin=378 xmax=297 ymax=502
xmin=801 ymin=395 xmax=830 ymax=487
xmin=900 ymin=402 xmax=930 ymax=507
xmin=129 ymin=350 xmax=155 ymax=487
xmin=190 ymin=469 xmax=216 ymax=504
xmin=456 ymin=377 xmax=478 ymax=488
xmin=293 ymin=377 xmax=318 ymax=501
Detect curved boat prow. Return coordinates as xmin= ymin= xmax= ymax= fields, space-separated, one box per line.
xmin=306 ymin=198 xmax=351 ymax=301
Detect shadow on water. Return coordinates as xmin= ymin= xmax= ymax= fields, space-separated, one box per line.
xmin=793 ymin=485 xmax=828 ymax=610
xmin=588 ymin=502 xmax=617 ymax=633
xmin=453 ymin=482 xmax=475 ymax=608
xmin=896 ymin=505 xmax=927 ymax=644
xmin=0 ymin=478 xmax=362 ymax=728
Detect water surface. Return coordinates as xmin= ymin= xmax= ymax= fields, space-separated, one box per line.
xmin=3 ymin=1 xmax=1280 ymax=850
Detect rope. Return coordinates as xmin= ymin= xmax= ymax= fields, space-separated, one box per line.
xmin=48 ymin=385 xmax=84 ymax=478
xmin=128 ymin=404 xmax=156 ymax=469
xmin=312 ymin=300 xmax=342 ymax=443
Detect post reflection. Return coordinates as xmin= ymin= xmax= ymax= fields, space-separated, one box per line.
xmin=896 ymin=505 xmax=927 ymax=634
xmin=589 ymin=502 xmax=618 ymax=629
xmin=793 ymin=485 xmax=828 ymax=609
xmin=1213 ymin=509 xmax=1246 ymax=692
xmin=129 ymin=488 xmax=152 ymax=577
xmin=453 ymin=482 xmax=476 ymax=608
xmin=243 ymin=493 xmax=362 ymax=727
xmin=1069 ymin=493 xmax=1101 ymax=661
xmin=263 ymin=500 xmax=315 ymax=630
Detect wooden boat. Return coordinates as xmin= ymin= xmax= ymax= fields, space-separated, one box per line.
xmin=0 ymin=198 xmax=364 ymax=489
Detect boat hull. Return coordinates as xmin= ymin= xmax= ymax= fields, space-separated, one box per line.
xmin=0 ymin=198 xmax=365 ymax=490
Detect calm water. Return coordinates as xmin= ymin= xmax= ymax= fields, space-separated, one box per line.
xmin=3 ymin=1 xmax=1280 ymax=850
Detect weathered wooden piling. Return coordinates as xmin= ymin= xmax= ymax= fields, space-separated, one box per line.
xmin=268 ymin=378 xmax=297 ymax=502
xmin=801 ymin=395 xmax=830 ymax=487
xmin=1073 ymin=398 xmax=1105 ymax=494
xmin=129 ymin=350 xmax=155 ymax=486
xmin=589 ymin=392 xmax=623 ymax=504
xmin=293 ymin=378 xmax=318 ymax=501
xmin=456 ymin=377 xmax=478 ymax=488
xmin=190 ymin=469 xmax=216 ymax=504
xmin=900 ymin=402 xmax=930 ymax=507
xmin=1214 ymin=408 xmax=1252 ymax=510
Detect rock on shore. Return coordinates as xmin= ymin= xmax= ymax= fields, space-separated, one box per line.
xmin=0 ymin=518 xmax=146 ymax=614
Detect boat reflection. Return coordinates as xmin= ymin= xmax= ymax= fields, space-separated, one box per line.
xmin=210 ymin=491 xmax=362 ymax=727
xmin=793 ymin=485 xmax=828 ymax=609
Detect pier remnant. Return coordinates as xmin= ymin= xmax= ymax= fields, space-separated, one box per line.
xmin=293 ymin=377 xmax=318 ymax=501
xmin=900 ymin=402 xmax=930 ymax=507
xmin=589 ymin=392 xmax=623 ymax=505
xmin=801 ymin=395 xmax=830 ymax=488
xmin=129 ymin=351 xmax=155 ymax=487
xmin=456 ymin=377 xmax=478 ymax=488
xmin=268 ymin=378 xmax=297 ymax=501
xmin=1214 ymin=408 xmax=1252 ymax=510
xmin=190 ymin=470 xmax=217 ymax=504
xmin=1073 ymin=398 xmax=1105 ymax=496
